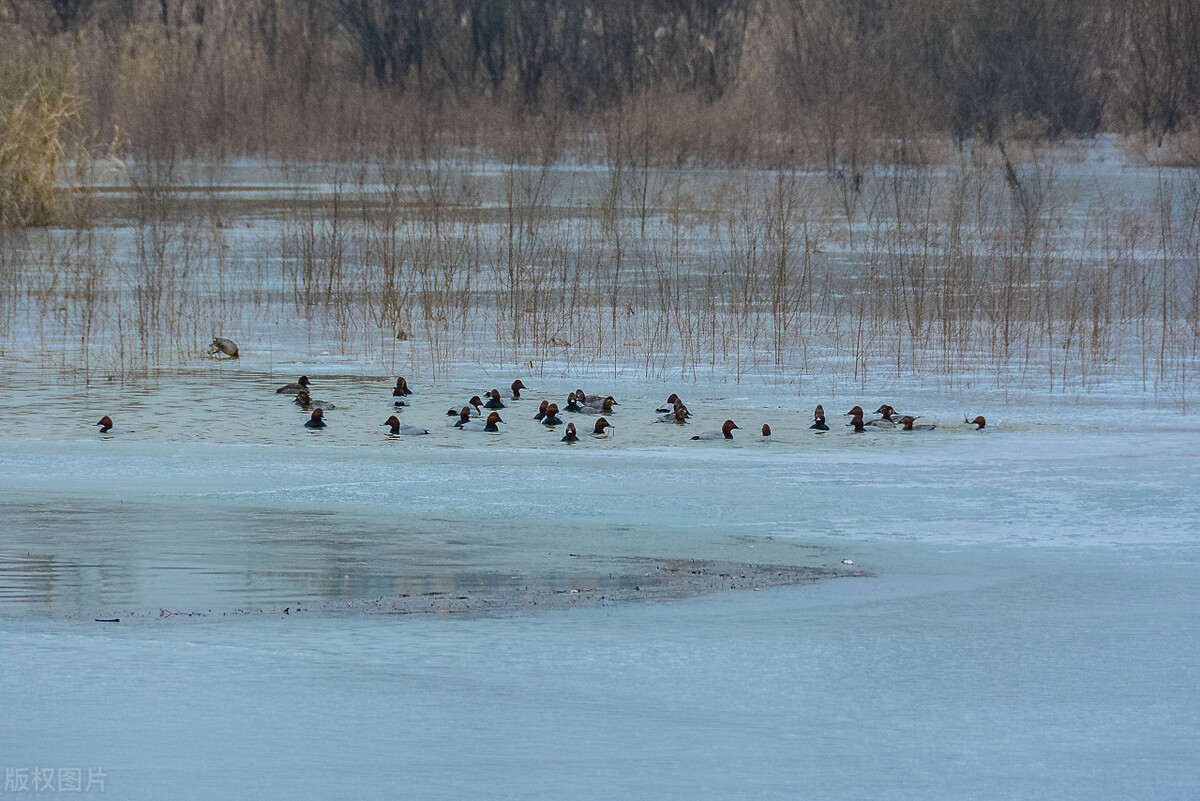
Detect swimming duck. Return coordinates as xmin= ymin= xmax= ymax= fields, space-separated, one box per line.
xmin=592 ymin=417 xmax=614 ymax=437
xmin=580 ymin=395 xmax=618 ymax=414
xmin=304 ymin=408 xmax=327 ymax=429
xmin=656 ymin=393 xmax=683 ymax=413
xmin=561 ymin=422 xmax=579 ymax=443
xmin=510 ymin=379 xmax=527 ymax=400
xmin=810 ymin=407 xmax=829 ymax=431
xmin=446 ymin=396 xmax=484 ymax=417
xmin=656 ymin=404 xmax=690 ymax=424
xmin=383 ymin=415 xmax=429 ymax=436
xmin=865 ymin=406 xmax=899 ymax=429
xmin=95 ymin=415 xmax=114 ymax=433
xmin=965 ymin=415 xmax=986 ymax=430
xmin=460 ymin=411 xmax=504 ymax=432
xmin=533 ymin=400 xmax=550 ymax=420
xmin=899 ymin=415 xmax=935 ymax=431
xmin=761 ymin=424 xmax=772 ymax=439
xmin=294 ymin=390 xmax=335 ymax=411
xmin=484 ymin=389 xmax=506 ymax=410
xmin=208 ymin=337 xmax=239 ymax=358
xmin=276 ymin=375 xmax=310 ymax=395
xmin=452 ymin=407 xmax=473 ymax=428
xmin=813 ymin=404 xmax=825 ymax=421
xmin=564 ymin=392 xmax=584 ymax=413
xmin=541 ymin=403 xmax=563 ymax=426
xmin=574 ymin=389 xmax=615 ymax=406
xmin=393 ymin=376 xmax=413 ymax=396
xmin=849 ymin=413 xmax=866 ymax=433
xmin=691 ymin=420 xmax=739 ymax=440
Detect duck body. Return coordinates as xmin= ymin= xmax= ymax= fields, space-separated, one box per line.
xmin=304 ymin=408 xmax=327 ymax=428
xmin=484 ymin=389 xmax=506 ymax=409
xmin=294 ymin=391 xmax=335 ymax=411
xmin=563 ymin=393 xmax=584 ymax=413
xmin=899 ymin=416 xmax=936 ymax=431
xmin=656 ymin=394 xmax=683 ymax=413
xmin=810 ymin=418 xmax=829 ymax=431
xmin=691 ymin=420 xmax=739 ymax=440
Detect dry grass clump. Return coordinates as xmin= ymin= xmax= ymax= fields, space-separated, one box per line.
xmin=0 ymin=67 xmax=78 ymax=227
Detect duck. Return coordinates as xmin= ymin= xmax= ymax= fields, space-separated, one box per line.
xmin=276 ymin=375 xmax=310 ymax=395
xmin=95 ymin=415 xmax=114 ymax=433
xmin=510 ymin=379 xmax=527 ymax=400
xmin=446 ymin=396 xmax=484 ymax=417
xmin=761 ymin=424 xmax=772 ymax=439
xmin=865 ymin=405 xmax=900 ymax=429
xmin=208 ymin=336 xmax=239 ymax=358
xmin=692 ymin=420 xmax=739 ymax=440
xmin=591 ymin=417 xmax=614 ymax=437
xmin=966 ymin=415 xmax=986 ymax=430
xmin=393 ymin=376 xmax=413 ymax=396
xmin=813 ymin=404 xmax=825 ymax=421
xmin=541 ymin=403 xmax=563 ymax=426
xmin=656 ymin=404 xmax=690 ymax=424
xmin=533 ymin=400 xmax=550 ymax=420
xmin=304 ymin=408 xmax=327 ymax=429
xmin=574 ymin=388 xmax=615 ymax=406
xmin=382 ymin=415 xmax=429 ymax=436
xmin=451 ymin=407 xmax=473 ymax=428
xmin=810 ymin=406 xmax=829 ymax=431
xmin=899 ymin=415 xmax=936 ymax=431
xmin=460 ymin=411 xmax=504 ymax=432
xmin=561 ymin=422 xmax=579 ymax=443
xmin=656 ymin=393 xmax=683 ymax=413
xmin=849 ymin=412 xmax=867 ymax=433
xmin=579 ymin=395 xmax=618 ymax=414
xmin=563 ymin=392 xmax=584 ymax=413
xmin=483 ymin=389 xmax=506 ymax=409
xmin=294 ymin=390 xmax=335 ymax=411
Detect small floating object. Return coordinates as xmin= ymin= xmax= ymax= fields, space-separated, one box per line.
xmin=208 ymin=336 xmax=239 ymax=358
xmin=94 ymin=618 xmax=120 ymax=623
xmin=841 ymin=559 xmax=853 ymax=565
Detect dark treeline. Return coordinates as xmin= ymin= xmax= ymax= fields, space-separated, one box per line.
xmin=5 ymin=0 xmax=1200 ymax=160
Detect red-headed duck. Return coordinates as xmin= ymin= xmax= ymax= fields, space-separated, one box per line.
xmin=761 ymin=424 xmax=772 ymax=439
xmin=452 ymin=406 xmax=472 ymax=427
xmin=866 ymin=405 xmax=899 ymax=429
xmin=510 ymin=379 xmax=527 ymax=399
xmin=592 ymin=417 xmax=614 ymax=437
xmin=575 ymin=388 xmax=614 ymax=406
xmin=95 ymin=415 xmax=114 ymax=433
xmin=849 ymin=413 xmax=866 ymax=433
xmin=692 ymin=420 xmax=739 ymax=440
xmin=541 ymin=403 xmax=563 ymax=426
xmin=656 ymin=393 xmax=683 ymax=413
xmin=277 ymin=375 xmax=310 ymax=395
xmin=564 ymin=392 xmax=584 ymax=413
xmin=580 ymin=395 xmax=619 ymax=414
xmin=383 ymin=415 xmax=429 ymax=436
xmin=447 ymin=396 xmax=484 ymax=417
xmin=533 ymin=400 xmax=550 ymax=420
xmin=846 ymin=405 xmax=865 ymax=417
xmin=304 ymin=408 xmax=326 ymax=428
xmin=294 ymin=390 xmax=335 ymax=411
xmin=460 ymin=411 xmax=504 ymax=432
xmin=966 ymin=415 xmax=986 ymax=430
xmin=899 ymin=415 xmax=935 ymax=431
xmin=656 ymin=404 xmax=689 ymax=424
xmin=484 ymin=389 xmax=506 ymax=409
xmin=561 ymin=422 xmax=579 ymax=443
xmin=393 ymin=376 xmax=413 ymax=396
xmin=811 ymin=406 xmax=829 ymax=431
xmin=813 ymin=404 xmax=825 ymax=421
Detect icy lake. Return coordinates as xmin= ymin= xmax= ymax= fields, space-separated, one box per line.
xmin=2 ymin=147 xmax=1199 ymax=798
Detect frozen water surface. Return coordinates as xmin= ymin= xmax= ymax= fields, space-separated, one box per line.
xmin=2 ymin=366 xmax=1198 ymax=799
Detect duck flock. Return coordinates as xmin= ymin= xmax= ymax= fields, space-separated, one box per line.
xmin=93 ymin=373 xmax=988 ymax=442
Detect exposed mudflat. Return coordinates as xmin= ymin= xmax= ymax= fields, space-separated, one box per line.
xmin=90 ymin=556 xmax=867 ymax=622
